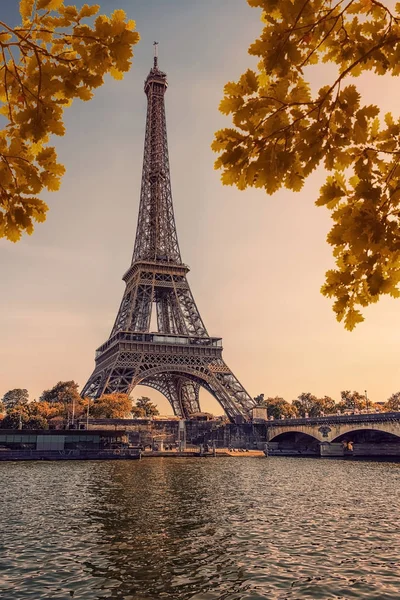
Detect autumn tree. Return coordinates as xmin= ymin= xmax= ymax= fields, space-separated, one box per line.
xmin=40 ymin=380 xmax=79 ymax=404
xmin=0 ymin=402 xmax=49 ymax=429
xmin=337 ymin=390 xmax=367 ymax=412
xmin=315 ymin=395 xmax=337 ymax=415
xmin=31 ymin=399 xmax=60 ymax=418
xmin=291 ymin=392 xmax=337 ymax=416
xmin=131 ymin=405 xmax=145 ymax=418
xmin=385 ymin=391 xmax=400 ymax=411
xmin=1 ymin=388 xmax=29 ymax=410
xmin=91 ymin=393 xmax=132 ymax=419
xmin=292 ymin=392 xmax=318 ymax=417
xmin=134 ymin=396 xmax=160 ymax=418
xmin=371 ymin=402 xmax=385 ymax=412
xmin=39 ymin=380 xmax=85 ymax=422
xmin=213 ymin=0 xmax=400 ymax=330
xmin=257 ymin=395 xmax=296 ymax=419
xmin=0 ymin=1 xmax=139 ymax=241
xmin=0 ymin=405 xmax=29 ymax=429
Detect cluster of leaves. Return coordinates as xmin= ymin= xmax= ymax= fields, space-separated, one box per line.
xmin=292 ymin=392 xmax=337 ymax=417
xmin=0 ymin=0 xmax=139 ymax=241
xmin=90 ymin=393 xmax=133 ymax=419
xmin=213 ymin=0 xmax=400 ymax=329
xmin=386 ymin=391 xmax=400 ymax=411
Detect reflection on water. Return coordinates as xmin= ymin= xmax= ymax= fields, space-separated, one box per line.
xmin=1 ymin=458 xmax=400 ymax=599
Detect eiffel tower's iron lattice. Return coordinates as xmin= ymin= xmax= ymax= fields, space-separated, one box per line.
xmin=82 ymin=47 xmax=255 ymax=422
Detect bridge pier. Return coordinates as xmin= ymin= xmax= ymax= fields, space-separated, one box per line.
xmin=319 ymin=442 xmax=344 ymax=458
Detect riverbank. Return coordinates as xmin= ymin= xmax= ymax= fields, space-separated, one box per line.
xmin=0 ymin=447 xmax=266 ymax=461
xmin=142 ymin=449 xmax=265 ymax=458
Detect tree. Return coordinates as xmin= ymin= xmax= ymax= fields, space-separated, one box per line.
xmin=314 ymin=395 xmax=337 ymax=415
xmin=39 ymin=380 xmax=83 ymax=423
xmin=292 ymin=392 xmax=319 ymax=417
xmin=0 ymin=405 xmax=29 ymax=429
xmin=0 ymin=1 xmax=139 ymax=242
xmin=0 ymin=403 xmax=49 ymax=429
xmin=212 ymin=0 xmax=400 ymax=330
xmin=29 ymin=400 xmax=61 ymax=420
xmin=1 ymin=388 xmax=29 ymax=410
xmin=257 ymin=395 xmax=297 ymax=419
xmin=386 ymin=391 xmax=400 ymax=411
xmin=337 ymin=390 xmax=367 ymax=412
xmin=134 ymin=396 xmax=160 ymax=417
xmin=131 ymin=405 xmax=145 ymax=418
xmin=39 ymin=380 xmax=79 ymax=404
xmin=91 ymin=393 xmax=132 ymax=419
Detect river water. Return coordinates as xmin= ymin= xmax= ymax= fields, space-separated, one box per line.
xmin=1 ymin=458 xmax=400 ymax=600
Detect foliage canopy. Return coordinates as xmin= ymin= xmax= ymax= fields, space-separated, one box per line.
xmin=386 ymin=391 xmax=400 ymax=411
xmin=133 ymin=396 xmax=160 ymax=418
xmin=213 ymin=0 xmax=400 ymax=329
xmin=1 ymin=388 xmax=29 ymax=409
xmin=0 ymin=1 xmax=139 ymax=241
xmin=91 ymin=393 xmax=132 ymax=419
xmin=39 ymin=380 xmax=80 ymax=404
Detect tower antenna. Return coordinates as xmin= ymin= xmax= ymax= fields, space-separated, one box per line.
xmin=153 ymin=41 xmax=158 ymax=68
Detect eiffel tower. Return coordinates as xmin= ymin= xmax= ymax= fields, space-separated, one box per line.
xmin=82 ymin=47 xmax=255 ymax=422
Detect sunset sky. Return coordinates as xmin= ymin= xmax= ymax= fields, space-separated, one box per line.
xmin=1 ymin=0 xmax=400 ymax=415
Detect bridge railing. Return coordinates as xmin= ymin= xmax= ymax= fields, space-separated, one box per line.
xmin=265 ymin=412 xmax=400 ymax=428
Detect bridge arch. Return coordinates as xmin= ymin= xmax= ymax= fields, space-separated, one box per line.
xmin=266 ymin=419 xmax=400 ymax=444
xmin=328 ymin=422 xmax=400 ymax=442
xmin=269 ymin=430 xmax=320 ymax=443
xmin=268 ymin=430 xmax=321 ymax=456
xmin=332 ymin=428 xmax=400 ymax=443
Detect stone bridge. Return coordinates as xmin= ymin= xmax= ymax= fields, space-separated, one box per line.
xmin=265 ymin=412 xmax=400 ymax=457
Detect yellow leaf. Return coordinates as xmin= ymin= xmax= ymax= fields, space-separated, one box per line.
xmin=0 ymin=32 xmax=12 ymax=43
xmin=42 ymin=172 xmax=62 ymax=191
xmin=77 ymin=86 xmax=93 ymax=100
xmin=244 ymin=69 xmax=259 ymax=93
xmin=19 ymin=0 xmax=34 ymax=20
xmin=221 ymin=168 xmax=240 ymax=185
xmin=5 ymin=219 xmax=22 ymax=243
xmin=79 ymin=4 xmax=99 ymax=18
xmin=110 ymin=67 xmax=124 ymax=80
xmin=285 ymin=170 xmax=304 ymax=192
xmin=219 ymin=96 xmax=244 ymax=115
xmin=111 ymin=9 xmax=126 ymax=22
xmin=345 ymin=308 xmax=365 ymax=331
xmin=354 ymin=121 xmax=368 ymax=144
xmin=37 ymin=0 xmax=64 ymax=10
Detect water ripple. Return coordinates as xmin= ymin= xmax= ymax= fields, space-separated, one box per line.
xmin=1 ymin=458 xmax=400 ymax=599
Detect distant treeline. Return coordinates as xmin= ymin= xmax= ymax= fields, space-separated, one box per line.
xmin=0 ymin=381 xmax=159 ymax=430
xmin=1 ymin=384 xmax=399 ymax=430
xmin=254 ymin=391 xmax=400 ymax=420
